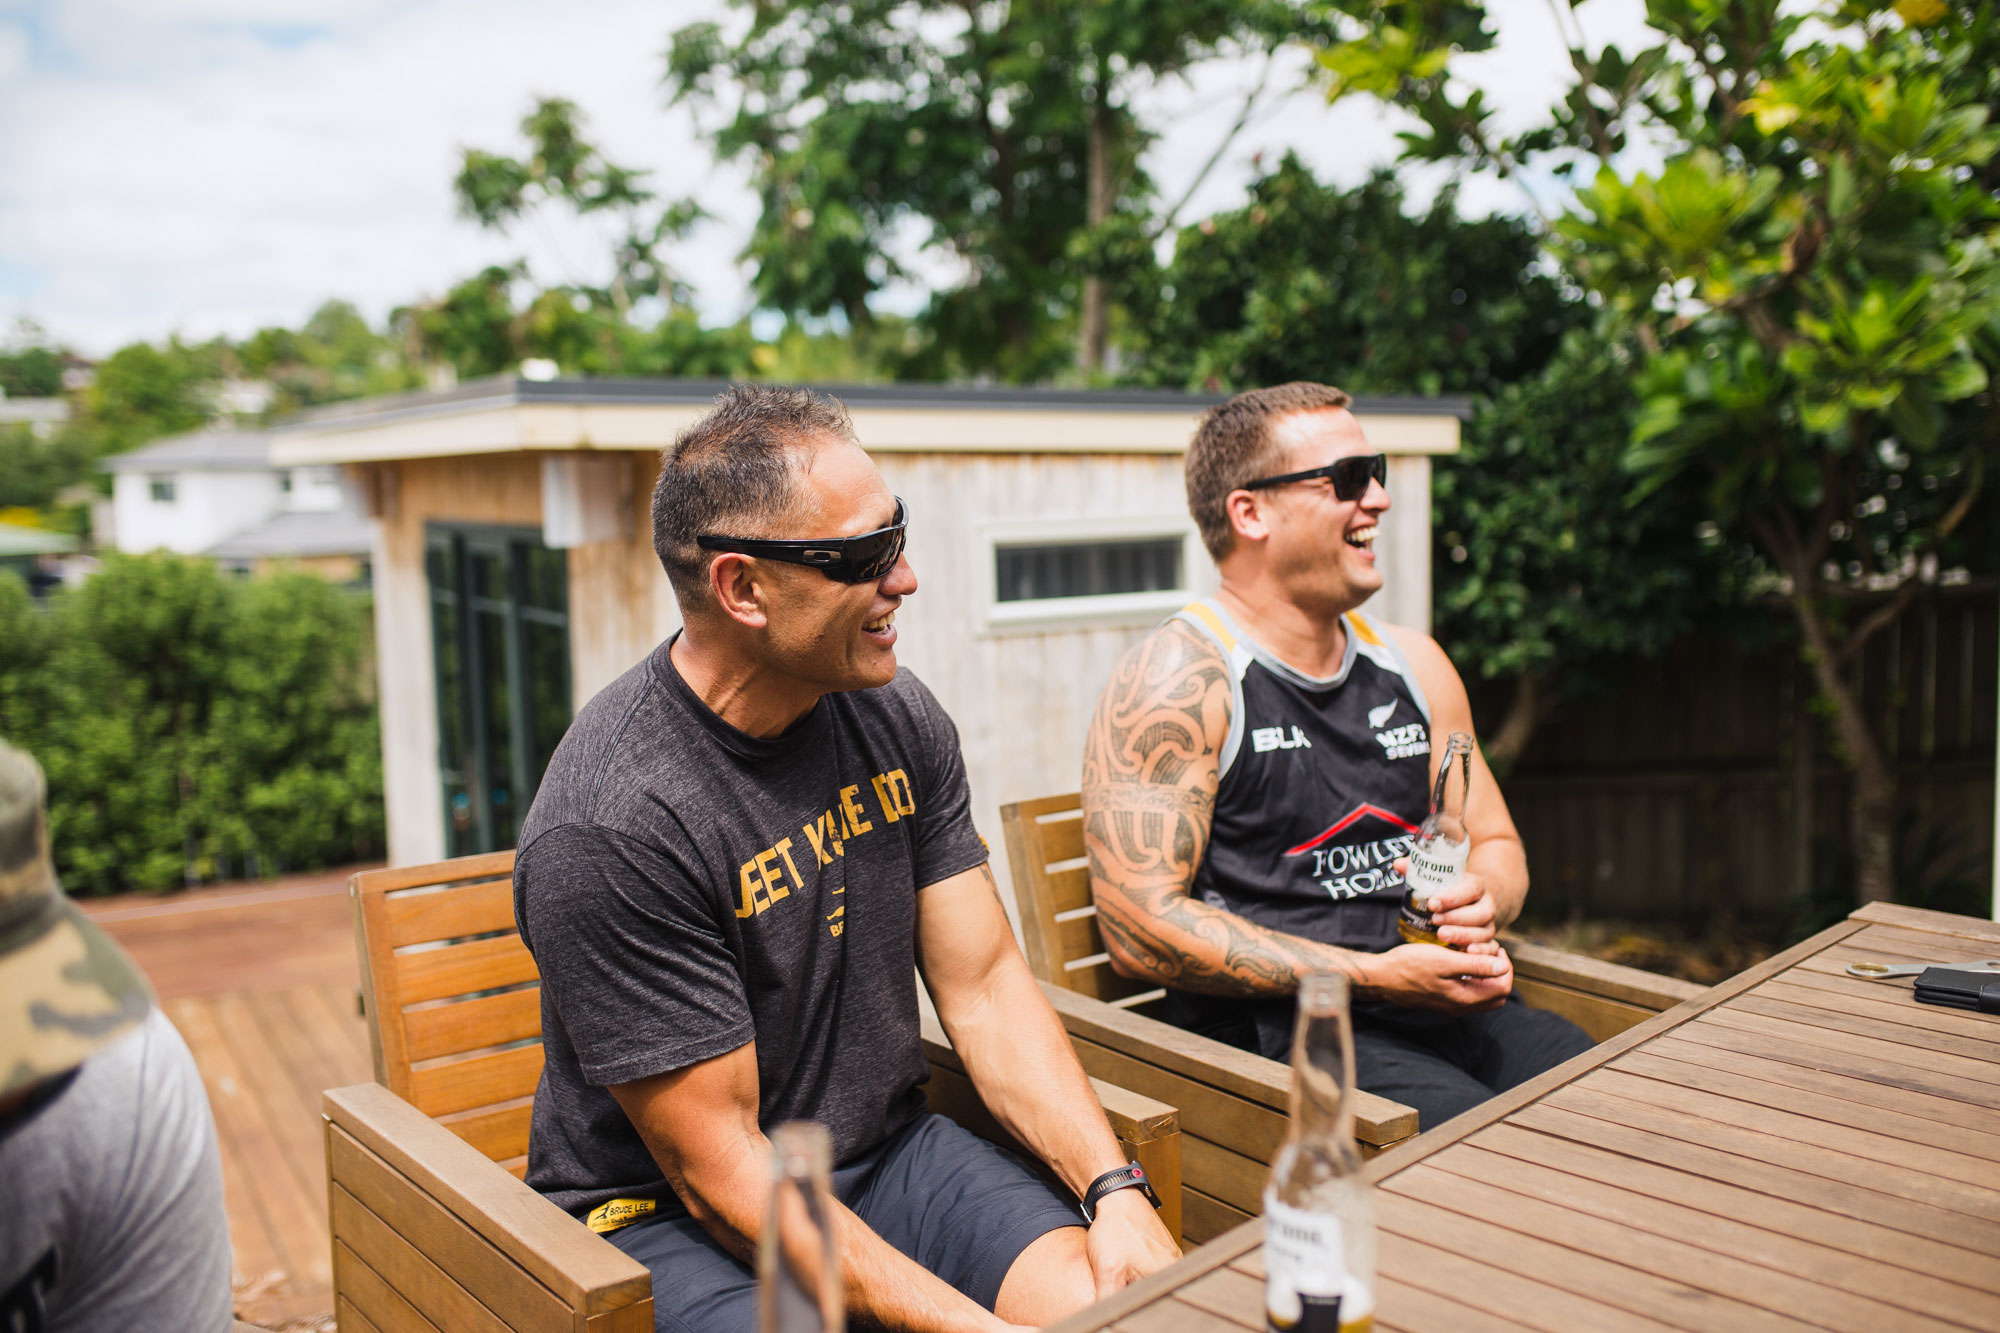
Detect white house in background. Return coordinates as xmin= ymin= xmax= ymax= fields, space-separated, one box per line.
xmin=102 ymin=427 xmax=372 ymax=579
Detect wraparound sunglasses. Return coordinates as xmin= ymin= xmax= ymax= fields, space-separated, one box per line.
xmin=697 ymin=497 xmax=909 ymax=583
xmin=1242 ymin=453 xmax=1387 ymax=501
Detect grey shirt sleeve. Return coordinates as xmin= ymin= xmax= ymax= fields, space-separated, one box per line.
xmin=0 ymin=1008 xmax=233 ymax=1333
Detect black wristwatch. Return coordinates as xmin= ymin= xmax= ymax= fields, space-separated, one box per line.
xmin=1080 ymin=1163 xmax=1162 ymax=1223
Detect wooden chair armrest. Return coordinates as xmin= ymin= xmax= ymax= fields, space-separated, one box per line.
xmin=1503 ymin=937 xmax=1706 ymax=1010
xmin=1037 ymin=981 xmax=1420 ymax=1151
xmin=322 ymin=1082 xmax=651 ymax=1325
xmin=1501 ymin=937 xmax=1705 ymax=1042
xmin=920 ymin=1020 xmax=1184 ymax=1245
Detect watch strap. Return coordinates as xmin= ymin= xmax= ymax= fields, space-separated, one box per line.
xmin=1080 ymin=1163 xmax=1161 ymax=1223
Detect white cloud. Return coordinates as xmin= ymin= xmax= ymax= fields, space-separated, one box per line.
xmin=0 ymin=0 xmax=1649 ymax=356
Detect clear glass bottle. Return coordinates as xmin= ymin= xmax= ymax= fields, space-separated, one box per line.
xmin=1395 ymin=731 xmax=1476 ymax=948
xmin=758 ymin=1122 xmax=844 ymax=1333
xmin=1264 ymin=972 xmax=1375 ymax=1333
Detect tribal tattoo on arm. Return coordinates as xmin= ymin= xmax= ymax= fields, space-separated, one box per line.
xmin=1081 ymin=621 xmax=1367 ymax=996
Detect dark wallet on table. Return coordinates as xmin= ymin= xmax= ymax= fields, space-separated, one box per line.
xmin=1913 ymin=967 xmax=2000 ymax=1013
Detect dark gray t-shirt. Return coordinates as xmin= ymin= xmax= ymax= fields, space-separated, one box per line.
xmin=515 ymin=640 xmax=989 ymax=1217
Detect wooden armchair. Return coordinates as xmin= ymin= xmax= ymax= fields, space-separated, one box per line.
xmin=1000 ymin=793 xmax=1705 ymax=1244
xmin=323 ymin=851 xmax=1184 ymax=1332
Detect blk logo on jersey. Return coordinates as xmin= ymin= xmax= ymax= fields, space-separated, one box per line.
xmin=1280 ymin=803 xmax=1419 ymax=901
xmin=1251 ymin=725 xmax=1313 ymax=753
xmin=1368 ymin=699 xmax=1398 ymax=729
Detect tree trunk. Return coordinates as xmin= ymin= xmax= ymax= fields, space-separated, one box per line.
xmin=1481 ymin=671 xmax=1545 ymax=776
xmin=1079 ymin=65 xmax=1114 ymax=376
xmin=1787 ymin=576 xmax=1899 ymax=904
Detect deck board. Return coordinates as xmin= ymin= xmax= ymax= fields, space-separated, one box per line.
xmin=1048 ymin=907 xmax=2000 ymax=1333
xmin=81 ymin=866 xmax=378 ymax=1331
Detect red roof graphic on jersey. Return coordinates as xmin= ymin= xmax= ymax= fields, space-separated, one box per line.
xmin=1282 ymin=804 xmax=1420 ymax=856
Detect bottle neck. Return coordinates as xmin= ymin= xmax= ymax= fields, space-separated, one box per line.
xmin=1291 ymin=1010 xmax=1358 ymax=1143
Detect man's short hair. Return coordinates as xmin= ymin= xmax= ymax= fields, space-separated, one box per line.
xmin=651 ymin=384 xmax=857 ymax=607
xmin=1185 ymin=382 xmax=1354 ymax=561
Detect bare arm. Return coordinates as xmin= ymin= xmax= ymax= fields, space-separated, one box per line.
xmin=916 ymin=864 xmax=1180 ymax=1296
xmin=609 ymin=1046 xmax=1015 ymax=1333
xmin=1388 ymin=625 xmax=1530 ymax=937
xmin=1083 ymin=621 xmax=1512 ymax=1012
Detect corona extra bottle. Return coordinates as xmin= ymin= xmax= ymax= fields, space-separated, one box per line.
xmin=1264 ymin=972 xmax=1375 ymax=1333
xmin=758 ymin=1122 xmax=844 ymax=1333
xmin=1396 ymin=732 xmax=1475 ymax=948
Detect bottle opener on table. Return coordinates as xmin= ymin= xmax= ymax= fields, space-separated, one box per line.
xmin=1845 ymin=957 xmax=2000 ymax=1012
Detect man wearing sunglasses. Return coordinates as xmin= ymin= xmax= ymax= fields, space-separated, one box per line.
xmin=513 ymin=386 xmax=1178 ymax=1333
xmin=1081 ymin=382 xmax=1590 ymax=1130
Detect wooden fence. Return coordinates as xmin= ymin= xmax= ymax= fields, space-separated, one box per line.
xmin=1480 ymin=587 xmax=1997 ymax=929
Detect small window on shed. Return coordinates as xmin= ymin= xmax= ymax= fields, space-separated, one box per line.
xmin=995 ymin=537 xmax=1183 ymax=603
xmin=975 ymin=516 xmax=1204 ymax=636
xmin=148 ymin=476 xmax=176 ymax=503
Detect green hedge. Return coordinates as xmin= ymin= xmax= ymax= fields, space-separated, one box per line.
xmin=0 ymin=553 xmax=385 ymax=894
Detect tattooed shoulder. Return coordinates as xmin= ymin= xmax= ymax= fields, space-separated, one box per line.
xmin=1083 ymin=620 xmax=1231 ymax=793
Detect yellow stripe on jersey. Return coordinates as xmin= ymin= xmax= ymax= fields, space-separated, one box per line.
xmin=1345 ymin=611 xmax=1384 ymax=647
xmin=1181 ymin=601 xmax=1238 ymax=652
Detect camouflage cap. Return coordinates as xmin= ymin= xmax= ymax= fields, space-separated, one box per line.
xmin=1 ymin=741 xmax=152 ymax=1094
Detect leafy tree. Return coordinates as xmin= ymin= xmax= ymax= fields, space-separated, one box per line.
xmin=80 ymin=339 xmax=221 ymax=455
xmin=1129 ymin=159 xmax=1577 ymax=395
xmin=237 ymin=299 xmax=425 ymax=413
xmin=0 ymin=554 xmax=384 ymax=893
xmin=1131 ymin=159 xmax=1723 ymax=761
xmin=666 ymin=0 xmax=1315 ymax=380
xmin=402 ymin=101 xmax=755 ymax=381
xmin=1315 ymin=0 xmax=2000 ymax=902
xmin=0 ymin=321 xmax=65 ymax=398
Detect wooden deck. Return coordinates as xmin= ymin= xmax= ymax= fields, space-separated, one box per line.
xmin=82 ymin=867 xmax=382 ymax=1331
xmin=1051 ymin=902 xmax=2000 ymax=1332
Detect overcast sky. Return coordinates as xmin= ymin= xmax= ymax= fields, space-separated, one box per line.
xmin=0 ymin=0 xmax=1650 ymax=358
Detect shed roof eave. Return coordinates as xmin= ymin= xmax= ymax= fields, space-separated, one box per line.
xmin=269 ymin=378 xmax=1468 ymax=467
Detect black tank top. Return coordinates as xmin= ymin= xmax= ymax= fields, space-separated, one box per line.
xmin=1162 ymin=598 xmax=1435 ymax=1050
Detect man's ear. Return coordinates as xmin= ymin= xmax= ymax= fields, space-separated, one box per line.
xmin=1224 ymin=489 xmax=1272 ymax=547
xmin=708 ymin=553 xmax=770 ymax=628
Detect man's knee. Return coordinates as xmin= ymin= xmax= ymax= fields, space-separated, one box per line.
xmin=995 ymin=1225 xmax=1094 ymax=1326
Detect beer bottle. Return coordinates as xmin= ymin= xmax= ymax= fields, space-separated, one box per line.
xmin=758 ymin=1122 xmax=844 ymax=1333
xmin=1395 ymin=731 xmax=1475 ymax=948
xmin=1264 ymin=972 xmax=1375 ymax=1333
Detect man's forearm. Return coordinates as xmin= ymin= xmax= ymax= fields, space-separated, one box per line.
xmin=936 ymin=957 xmax=1128 ymax=1196
xmin=1093 ymin=878 xmax=1372 ymax=997
xmin=679 ymin=1151 xmax=1003 ymax=1333
xmin=1469 ymin=836 xmax=1529 ymax=930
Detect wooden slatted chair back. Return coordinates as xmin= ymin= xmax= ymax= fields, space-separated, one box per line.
xmin=350 ymin=851 xmax=541 ymax=1178
xmin=999 ymin=792 xmax=1164 ymax=1009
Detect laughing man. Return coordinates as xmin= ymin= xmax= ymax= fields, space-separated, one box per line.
xmin=1081 ymin=382 xmax=1592 ymax=1129
xmin=514 ymin=386 xmax=1178 ymax=1333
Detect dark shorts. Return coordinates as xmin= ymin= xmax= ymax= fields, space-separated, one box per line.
xmin=607 ymin=1112 xmax=1084 ymax=1333
xmin=1173 ymin=991 xmax=1594 ymax=1132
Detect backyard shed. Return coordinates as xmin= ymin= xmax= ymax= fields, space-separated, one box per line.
xmin=272 ymin=376 xmax=1466 ymax=895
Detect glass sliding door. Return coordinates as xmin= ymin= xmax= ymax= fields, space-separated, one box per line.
xmin=427 ymin=525 xmax=572 ymax=855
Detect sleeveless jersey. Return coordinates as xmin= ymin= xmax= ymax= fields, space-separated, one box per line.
xmin=1164 ymin=598 xmax=1435 ymax=1044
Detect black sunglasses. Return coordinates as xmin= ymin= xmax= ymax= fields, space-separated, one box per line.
xmin=1242 ymin=453 xmax=1387 ymax=502
xmin=697 ymin=497 xmax=909 ymax=584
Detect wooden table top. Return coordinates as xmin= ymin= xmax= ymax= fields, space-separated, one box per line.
xmin=1048 ymin=902 xmax=2000 ymax=1333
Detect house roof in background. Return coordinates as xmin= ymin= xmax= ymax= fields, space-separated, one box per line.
xmin=0 ymin=522 xmax=79 ymax=557
xmin=271 ymin=374 xmax=1472 ymax=466
xmin=102 ymin=427 xmax=274 ymax=473
xmin=205 ymin=507 xmax=372 ymax=560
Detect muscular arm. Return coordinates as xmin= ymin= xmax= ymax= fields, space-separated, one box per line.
xmin=1080 ymin=621 xmax=1369 ymax=996
xmin=917 ymin=865 xmax=1179 ymax=1294
xmin=609 ymin=1048 xmax=1012 ymax=1333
